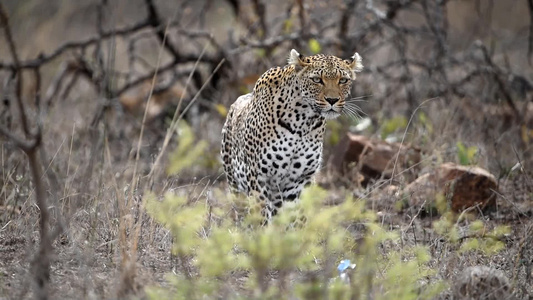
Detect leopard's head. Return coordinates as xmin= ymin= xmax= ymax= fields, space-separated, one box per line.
xmin=288 ymin=49 xmax=363 ymax=119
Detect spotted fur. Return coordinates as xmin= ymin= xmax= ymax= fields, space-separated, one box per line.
xmin=221 ymin=49 xmax=364 ymax=219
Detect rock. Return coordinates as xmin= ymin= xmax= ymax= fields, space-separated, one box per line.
xmin=404 ymin=162 xmax=497 ymax=213
xmin=453 ymin=266 xmax=512 ymax=300
xmin=330 ymin=133 xmax=421 ymax=185
xmin=119 ymin=81 xmax=186 ymax=121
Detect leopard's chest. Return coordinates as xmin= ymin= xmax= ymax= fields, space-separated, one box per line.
xmin=256 ymin=115 xmax=325 ymax=187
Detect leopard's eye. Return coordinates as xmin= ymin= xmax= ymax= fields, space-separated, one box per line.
xmin=310 ymin=77 xmax=323 ymax=84
xmin=339 ymin=78 xmax=350 ymax=84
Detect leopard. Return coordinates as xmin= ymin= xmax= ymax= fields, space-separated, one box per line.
xmin=221 ymin=49 xmax=364 ymax=220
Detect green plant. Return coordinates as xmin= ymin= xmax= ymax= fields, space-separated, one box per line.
xmin=417 ymin=111 xmax=433 ymax=135
xmin=308 ymin=38 xmax=321 ymax=54
xmin=146 ymin=166 xmax=446 ymax=300
xmin=144 ymin=121 xmax=514 ymax=299
xmin=417 ymin=111 xmax=434 ymax=146
xmin=167 ymin=121 xmax=209 ymax=175
xmin=432 ymin=193 xmax=509 ymax=255
xmin=456 ymin=141 xmax=478 ymax=166
xmin=381 ymin=116 xmax=408 ymax=140
xmin=325 ymin=119 xmax=343 ymax=146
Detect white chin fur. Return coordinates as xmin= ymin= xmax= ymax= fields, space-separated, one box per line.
xmin=322 ymin=111 xmax=341 ymax=119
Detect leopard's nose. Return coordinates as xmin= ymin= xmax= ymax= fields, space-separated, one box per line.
xmin=325 ymin=97 xmax=339 ymax=105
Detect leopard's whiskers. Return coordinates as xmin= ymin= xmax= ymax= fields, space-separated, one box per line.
xmin=347 ymin=94 xmax=372 ymax=102
xmin=342 ymin=102 xmax=366 ymax=120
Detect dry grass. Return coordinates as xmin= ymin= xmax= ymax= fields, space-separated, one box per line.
xmin=0 ymin=0 xmax=532 ymax=299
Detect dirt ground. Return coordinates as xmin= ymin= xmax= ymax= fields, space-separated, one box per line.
xmin=1 ymin=0 xmax=532 ymax=299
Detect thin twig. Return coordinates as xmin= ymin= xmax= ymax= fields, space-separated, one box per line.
xmin=527 ymin=0 xmax=533 ymax=66
xmin=130 ymin=15 xmax=172 ymax=199
xmin=148 ymin=43 xmax=210 ymax=178
xmin=476 ymin=42 xmax=520 ymax=118
xmin=0 ymin=4 xmax=30 ymax=137
xmin=251 ymin=0 xmax=268 ymax=38
xmin=389 ymin=97 xmax=440 ymax=185
xmin=148 ymin=56 xmax=225 ymax=180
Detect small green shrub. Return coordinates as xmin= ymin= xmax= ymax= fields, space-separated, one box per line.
xmin=456 ymin=141 xmax=478 ymax=166
xmin=167 ymin=121 xmax=208 ymax=175
xmin=417 ymin=111 xmax=433 ymax=135
xmin=145 ymin=183 xmax=446 ymax=299
xmin=432 ymin=196 xmax=509 ymax=255
xmin=417 ymin=111 xmax=434 ymax=146
xmin=325 ymin=119 xmax=342 ymax=146
xmin=381 ymin=116 xmax=408 ymax=140
xmin=308 ymin=38 xmax=322 ymax=54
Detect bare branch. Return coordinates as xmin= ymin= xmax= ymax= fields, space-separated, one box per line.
xmin=338 ymin=0 xmax=357 ymax=55
xmin=251 ymin=0 xmax=268 ymax=38
xmin=0 ymin=21 xmax=151 ymax=70
xmin=144 ymin=0 xmax=181 ymax=61
xmin=296 ymin=0 xmax=306 ymax=36
xmin=527 ymin=0 xmax=533 ymax=66
xmin=0 ymin=5 xmax=20 ymax=67
xmin=0 ymin=4 xmax=30 ymax=136
xmin=476 ymin=42 xmax=520 ymax=118
xmin=0 ymin=125 xmax=37 ymax=152
xmin=0 ymin=5 xmax=52 ymax=300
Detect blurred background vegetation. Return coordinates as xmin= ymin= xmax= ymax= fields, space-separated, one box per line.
xmin=0 ymin=0 xmax=531 ymax=299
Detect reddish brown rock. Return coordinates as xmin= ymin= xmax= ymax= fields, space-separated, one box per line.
xmin=404 ymin=162 xmax=497 ymax=212
xmin=119 ymin=81 xmax=186 ymax=121
xmin=330 ymin=133 xmax=421 ymax=185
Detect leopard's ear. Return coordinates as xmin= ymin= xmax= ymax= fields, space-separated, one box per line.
xmin=288 ymin=49 xmax=308 ymax=70
xmin=345 ymin=52 xmax=364 ymax=73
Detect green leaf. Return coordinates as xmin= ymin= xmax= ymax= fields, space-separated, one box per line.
xmin=456 ymin=141 xmax=478 ymax=165
xmin=491 ymin=225 xmax=511 ymax=237
xmin=469 ymin=220 xmax=485 ymax=235
xmin=459 ymin=238 xmax=480 ymax=252
xmin=255 ymin=48 xmax=266 ymax=58
xmin=418 ymin=111 xmax=433 ymax=134
xmin=326 ymin=120 xmax=342 ymax=146
xmin=435 ymin=192 xmax=448 ymax=214
xmin=308 ymin=38 xmax=321 ymax=54
xmin=283 ymin=19 xmax=293 ymax=34
xmin=167 ymin=121 xmax=208 ymax=175
xmin=381 ymin=116 xmax=408 ymax=139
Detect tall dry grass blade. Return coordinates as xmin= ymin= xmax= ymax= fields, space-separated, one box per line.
xmin=130 ymin=20 xmax=172 ymax=195
xmin=61 ymin=124 xmax=76 ymax=211
xmin=389 ymin=97 xmax=440 ymax=185
xmin=104 ymin=135 xmax=136 ymax=296
xmin=148 ymin=43 xmax=210 ymax=178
